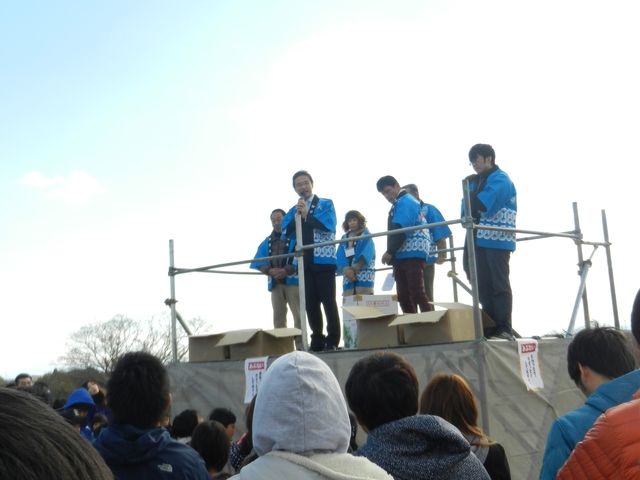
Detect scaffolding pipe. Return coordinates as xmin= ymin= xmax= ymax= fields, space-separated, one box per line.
xmin=567 ymin=260 xmax=592 ymax=337
xmin=169 ymin=240 xmax=178 ymax=363
xmin=295 ymin=213 xmax=309 ymax=351
xmin=572 ymin=203 xmax=591 ymax=329
xmin=462 ymin=179 xmax=490 ymax=436
xmin=448 ymin=235 xmax=459 ymax=302
xmin=602 ymin=210 xmax=620 ymax=328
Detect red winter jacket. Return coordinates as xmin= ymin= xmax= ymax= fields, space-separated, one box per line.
xmin=556 ymin=389 xmax=640 ymax=479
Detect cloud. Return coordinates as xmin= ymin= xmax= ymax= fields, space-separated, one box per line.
xmin=20 ymin=171 xmax=105 ymax=206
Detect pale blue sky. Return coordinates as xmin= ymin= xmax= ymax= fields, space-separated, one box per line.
xmin=2 ymin=0 xmax=639 ymax=379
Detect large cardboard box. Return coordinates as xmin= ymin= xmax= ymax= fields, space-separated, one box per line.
xmin=216 ymin=328 xmax=301 ymax=360
xmin=189 ymin=333 xmax=229 ymax=362
xmin=341 ymin=306 xmax=400 ymax=349
xmin=342 ymin=295 xmax=398 ymax=349
xmin=390 ymin=302 xmax=495 ymax=346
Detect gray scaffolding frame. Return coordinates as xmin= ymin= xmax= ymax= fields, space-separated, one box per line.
xmin=168 ymin=182 xmax=619 ymax=359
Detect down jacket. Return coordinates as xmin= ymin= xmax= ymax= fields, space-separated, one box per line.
xmin=556 ymin=389 xmax=640 ymax=479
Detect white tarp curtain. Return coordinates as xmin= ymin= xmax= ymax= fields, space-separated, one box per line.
xmin=168 ymin=338 xmax=583 ymax=480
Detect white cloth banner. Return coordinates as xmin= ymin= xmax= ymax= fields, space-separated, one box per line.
xmin=244 ymin=356 xmax=268 ymax=403
xmin=517 ymin=339 xmax=544 ymax=391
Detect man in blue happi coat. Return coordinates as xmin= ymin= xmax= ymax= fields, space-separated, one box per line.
xmin=377 ymin=175 xmax=432 ymax=314
xmin=463 ymin=143 xmax=517 ymax=339
xmin=251 ymin=208 xmax=302 ymax=349
xmin=282 ymin=171 xmax=340 ymax=352
xmin=403 ymin=183 xmax=452 ymax=304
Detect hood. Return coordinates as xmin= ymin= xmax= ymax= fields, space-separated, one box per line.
xmin=93 ymin=424 xmax=173 ymax=465
xmin=65 ymin=388 xmax=95 ymax=410
xmin=253 ymin=351 xmax=351 ymax=457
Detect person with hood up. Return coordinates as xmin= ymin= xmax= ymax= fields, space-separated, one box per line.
xmin=63 ymin=387 xmax=96 ymax=440
xmin=230 ymin=351 xmax=393 ymax=480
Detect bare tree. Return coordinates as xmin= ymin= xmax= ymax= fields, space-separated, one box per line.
xmin=58 ymin=314 xmax=210 ymax=374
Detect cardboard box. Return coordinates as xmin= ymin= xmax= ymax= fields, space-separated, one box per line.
xmin=341 ymin=306 xmax=400 ymax=349
xmin=343 ymin=295 xmax=399 ymax=349
xmin=390 ymin=302 xmax=495 ymax=346
xmin=216 ymin=328 xmax=301 ymax=360
xmin=189 ymin=333 xmax=229 ymax=362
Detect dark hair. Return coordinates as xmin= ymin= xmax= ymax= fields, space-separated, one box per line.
xmin=106 ymin=351 xmax=170 ymax=428
xmin=567 ymin=324 xmax=636 ymax=384
xmin=271 ymin=209 xmax=286 ymax=217
xmin=14 ymin=373 xmax=31 ymax=385
xmin=208 ymin=407 xmax=236 ymax=428
xmin=17 ymin=383 xmax=53 ymax=406
xmin=171 ymin=409 xmax=200 ymax=439
xmin=345 ymin=351 xmax=418 ymax=431
xmin=631 ymin=289 xmax=640 ymax=345
xmin=376 ymin=176 xmax=398 ymax=192
xmin=92 ymin=413 xmax=108 ymax=431
xmin=402 ymin=184 xmax=419 ymax=199
xmin=348 ymin=412 xmax=359 ymax=451
xmin=468 ymin=144 xmax=496 ymax=165
xmin=419 ymin=373 xmax=492 ymax=446
xmin=81 ymin=381 xmax=107 ymax=407
xmin=342 ymin=210 xmax=367 ymax=233
xmin=237 ymin=395 xmax=257 ymax=458
xmin=0 ymin=389 xmax=113 ymax=479
xmin=190 ymin=421 xmax=230 ymax=475
xmin=292 ymin=170 xmax=314 ymax=188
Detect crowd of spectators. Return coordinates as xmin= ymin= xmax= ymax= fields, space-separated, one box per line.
xmin=3 ymin=288 xmax=640 ymax=479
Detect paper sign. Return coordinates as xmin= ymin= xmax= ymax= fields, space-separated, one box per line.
xmin=244 ymin=356 xmax=268 ymax=403
xmin=381 ymin=273 xmax=395 ymax=292
xmin=517 ymin=339 xmax=544 ymax=391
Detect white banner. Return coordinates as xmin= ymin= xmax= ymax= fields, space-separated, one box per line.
xmin=244 ymin=356 xmax=268 ymax=403
xmin=517 ymin=339 xmax=544 ymax=391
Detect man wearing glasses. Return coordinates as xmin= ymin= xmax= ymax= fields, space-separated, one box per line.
xmin=282 ymin=170 xmax=340 ymax=352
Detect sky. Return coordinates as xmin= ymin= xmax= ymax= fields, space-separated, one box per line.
xmin=2 ymin=0 xmax=639 ymax=380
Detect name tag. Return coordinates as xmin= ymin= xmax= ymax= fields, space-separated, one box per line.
xmin=345 ymin=247 xmax=355 ymax=257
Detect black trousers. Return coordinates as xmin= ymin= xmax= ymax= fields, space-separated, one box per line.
xmin=304 ymin=264 xmax=341 ymax=350
xmin=475 ymin=247 xmax=513 ymax=335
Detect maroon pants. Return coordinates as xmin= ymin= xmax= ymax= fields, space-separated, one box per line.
xmin=394 ymin=257 xmax=432 ymax=314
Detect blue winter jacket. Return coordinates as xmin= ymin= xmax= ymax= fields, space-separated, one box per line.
xmin=93 ymin=423 xmax=209 ymax=479
xmin=539 ymin=369 xmax=640 ymax=480
xmin=64 ymin=388 xmax=95 ymax=440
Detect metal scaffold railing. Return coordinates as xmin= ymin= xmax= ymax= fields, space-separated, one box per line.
xmin=167 ymin=181 xmax=618 ymax=361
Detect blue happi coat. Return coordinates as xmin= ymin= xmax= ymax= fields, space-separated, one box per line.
xmin=465 ymin=168 xmax=517 ymax=251
xmin=420 ymin=202 xmax=452 ymax=264
xmin=282 ymin=196 xmax=337 ymax=265
xmin=336 ymin=230 xmax=376 ymax=292
xmin=249 ymin=235 xmax=299 ymax=291
xmin=392 ymin=193 xmax=430 ymax=260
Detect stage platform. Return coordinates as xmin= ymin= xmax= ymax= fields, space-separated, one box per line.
xmin=168 ymin=338 xmax=582 ymax=480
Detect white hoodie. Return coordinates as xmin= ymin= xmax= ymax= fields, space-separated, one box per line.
xmin=231 ymin=351 xmax=392 ymax=480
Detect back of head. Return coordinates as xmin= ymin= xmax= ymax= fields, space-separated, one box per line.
xmin=468 ymin=144 xmax=495 ymax=163
xmin=107 ymin=351 xmax=170 ymax=429
xmin=345 ymin=351 xmax=418 ymax=432
xmin=419 ymin=373 xmax=486 ymax=440
xmin=567 ymin=324 xmax=636 ymax=384
xmin=376 ymin=175 xmax=398 ymax=192
xmin=17 ymin=383 xmax=53 ymax=406
xmin=252 ymin=351 xmax=351 ymax=456
xmin=631 ymin=288 xmax=640 ymax=346
xmin=0 ymin=388 xmax=113 ymax=480
xmin=402 ymin=184 xmax=419 ymax=198
xmin=171 ymin=409 xmax=200 ymax=439
xmin=190 ymin=421 xmax=230 ymax=474
xmin=208 ymin=407 xmax=236 ymax=428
